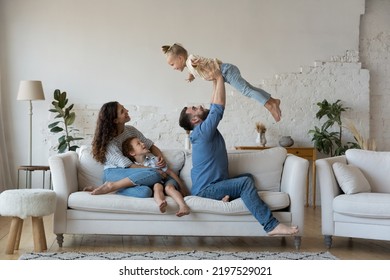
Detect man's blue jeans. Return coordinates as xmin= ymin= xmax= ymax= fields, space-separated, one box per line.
xmin=221 ymin=63 xmax=271 ymax=105
xmin=197 ymin=173 xmax=279 ymax=233
xmin=103 ymin=168 xmax=161 ymax=198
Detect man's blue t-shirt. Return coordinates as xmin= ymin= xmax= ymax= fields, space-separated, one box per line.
xmin=190 ymin=103 xmax=229 ymax=195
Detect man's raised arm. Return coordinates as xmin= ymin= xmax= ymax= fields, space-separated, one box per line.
xmin=210 ymin=71 xmax=226 ymax=108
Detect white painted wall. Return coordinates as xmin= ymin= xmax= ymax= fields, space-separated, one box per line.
xmin=0 ymin=0 xmax=372 ymax=196
xmin=360 ymin=0 xmax=390 ymax=151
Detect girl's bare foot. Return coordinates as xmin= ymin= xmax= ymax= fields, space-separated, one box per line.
xmin=176 ymin=205 xmax=190 ymax=217
xmin=268 ymin=224 xmax=299 ymax=236
xmin=90 ymin=182 xmax=116 ymax=195
xmin=159 ymin=200 xmax=168 ymax=213
xmin=264 ymin=98 xmax=281 ymax=122
xmin=222 ymin=195 xmax=230 ymax=202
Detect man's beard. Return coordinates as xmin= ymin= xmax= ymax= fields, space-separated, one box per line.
xmin=199 ymin=109 xmax=210 ymax=121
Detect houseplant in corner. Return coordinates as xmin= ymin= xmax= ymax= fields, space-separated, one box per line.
xmin=48 ymin=89 xmax=84 ymax=153
xmin=308 ymin=99 xmax=360 ymax=157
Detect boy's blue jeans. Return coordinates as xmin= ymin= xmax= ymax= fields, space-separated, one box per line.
xmin=221 ymin=63 xmax=271 ymax=105
xmin=197 ymin=173 xmax=279 ymax=233
xmin=103 ymin=168 xmax=161 ymax=198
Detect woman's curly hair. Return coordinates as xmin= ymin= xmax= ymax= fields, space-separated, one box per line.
xmin=91 ymin=101 xmax=119 ymax=164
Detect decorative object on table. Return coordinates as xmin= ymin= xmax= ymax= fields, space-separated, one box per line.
xmin=344 ymin=119 xmax=376 ymax=151
xmin=308 ymin=99 xmax=360 ymax=156
xmin=48 ymin=89 xmax=84 ymax=153
xmin=279 ymin=136 xmax=294 ymax=147
xmin=255 ymin=122 xmax=267 ymax=147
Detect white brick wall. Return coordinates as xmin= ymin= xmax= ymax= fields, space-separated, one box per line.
xmin=45 ymin=51 xmax=370 ymax=156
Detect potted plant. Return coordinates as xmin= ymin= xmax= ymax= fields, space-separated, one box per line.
xmin=48 ymin=89 xmax=84 ymax=153
xmin=308 ymin=99 xmax=360 ymax=156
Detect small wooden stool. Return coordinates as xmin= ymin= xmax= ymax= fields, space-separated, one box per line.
xmin=0 ymin=189 xmax=56 ymax=254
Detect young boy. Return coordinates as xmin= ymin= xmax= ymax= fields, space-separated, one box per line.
xmin=122 ymin=137 xmax=190 ymax=217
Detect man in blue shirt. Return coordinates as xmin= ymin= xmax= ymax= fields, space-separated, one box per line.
xmin=178 ymin=71 xmax=298 ymax=236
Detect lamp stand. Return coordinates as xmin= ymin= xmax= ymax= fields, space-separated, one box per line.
xmin=27 ymin=100 xmax=33 ymax=188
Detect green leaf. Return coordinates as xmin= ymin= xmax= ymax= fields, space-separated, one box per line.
xmin=48 ymin=121 xmax=60 ymax=129
xmin=50 ymin=127 xmax=63 ymax=133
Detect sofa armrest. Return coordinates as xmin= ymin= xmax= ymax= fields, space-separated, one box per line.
xmin=316 ymin=155 xmax=346 ymax=235
xmin=280 ymin=154 xmax=309 ymax=232
xmin=48 ymin=151 xmax=79 ymax=234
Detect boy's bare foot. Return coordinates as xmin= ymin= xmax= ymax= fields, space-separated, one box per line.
xmin=176 ymin=205 xmax=190 ymax=217
xmin=221 ymin=195 xmax=230 ymax=202
xmin=90 ymin=182 xmax=115 ymax=195
xmin=268 ymin=224 xmax=299 ymax=236
xmin=83 ymin=186 xmax=95 ymax=192
xmin=264 ymin=98 xmax=281 ymax=122
xmin=159 ymin=200 xmax=168 ymax=213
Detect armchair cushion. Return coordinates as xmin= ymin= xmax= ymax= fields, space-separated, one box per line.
xmin=332 ymin=162 xmax=371 ymax=194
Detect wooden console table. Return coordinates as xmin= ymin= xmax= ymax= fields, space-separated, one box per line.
xmin=234 ymin=146 xmax=317 ymax=208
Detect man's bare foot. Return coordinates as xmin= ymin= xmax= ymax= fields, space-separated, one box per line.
xmin=158 ymin=200 xmax=168 ymax=213
xmin=221 ymin=195 xmax=230 ymax=202
xmin=268 ymin=224 xmax=299 ymax=236
xmin=264 ymin=98 xmax=281 ymax=122
xmin=83 ymin=186 xmax=95 ymax=192
xmin=90 ymin=182 xmax=116 ymax=195
xmin=176 ymin=205 xmax=190 ymax=217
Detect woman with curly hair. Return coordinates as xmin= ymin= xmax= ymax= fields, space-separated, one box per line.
xmin=85 ymin=101 xmax=164 ymax=197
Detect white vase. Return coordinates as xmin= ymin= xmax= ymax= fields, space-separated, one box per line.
xmin=260 ymin=132 xmax=267 ymax=147
xmin=256 ymin=133 xmax=261 ymax=145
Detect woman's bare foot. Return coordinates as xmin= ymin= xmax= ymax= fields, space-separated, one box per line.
xmin=158 ymin=200 xmax=168 ymax=213
xmin=221 ymin=195 xmax=230 ymax=202
xmin=268 ymin=224 xmax=299 ymax=236
xmin=264 ymin=98 xmax=281 ymax=122
xmin=176 ymin=205 xmax=190 ymax=217
xmin=90 ymin=182 xmax=116 ymax=195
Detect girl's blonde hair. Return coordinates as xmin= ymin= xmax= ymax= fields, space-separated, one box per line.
xmin=161 ymin=43 xmax=188 ymax=57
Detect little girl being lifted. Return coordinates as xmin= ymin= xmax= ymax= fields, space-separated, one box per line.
xmin=162 ymin=43 xmax=282 ymax=122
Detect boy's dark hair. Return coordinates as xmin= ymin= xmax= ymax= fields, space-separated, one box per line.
xmin=179 ymin=107 xmax=193 ymax=131
xmin=122 ymin=137 xmax=137 ymax=162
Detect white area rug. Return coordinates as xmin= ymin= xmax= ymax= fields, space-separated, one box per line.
xmin=19 ymin=250 xmax=338 ymax=260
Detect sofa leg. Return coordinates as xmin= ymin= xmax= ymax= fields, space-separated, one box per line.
xmin=294 ymin=236 xmax=301 ymax=250
xmin=56 ymin=234 xmax=64 ymax=247
xmin=324 ymin=235 xmax=332 ymax=249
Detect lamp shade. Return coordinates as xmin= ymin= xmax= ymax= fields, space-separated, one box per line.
xmin=17 ymin=80 xmax=45 ymax=101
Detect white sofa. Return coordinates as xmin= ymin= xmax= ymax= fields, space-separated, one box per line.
xmin=48 ymin=146 xmax=309 ymax=249
xmin=316 ymin=149 xmax=390 ymax=248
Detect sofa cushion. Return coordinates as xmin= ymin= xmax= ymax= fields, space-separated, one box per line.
xmin=332 ymin=162 xmax=371 ymax=194
xmin=346 ymin=149 xmax=390 ymax=193
xmin=77 ymin=146 xmax=104 ymax=191
xmin=76 ymin=145 xmax=186 ymax=191
xmin=185 ymin=191 xmax=289 ymax=213
xmin=180 ymin=147 xmax=287 ymax=192
xmin=68 ymin=190 xmax=289 ymax=215
xmin=334 ymin=193 xmax=390 ymax=219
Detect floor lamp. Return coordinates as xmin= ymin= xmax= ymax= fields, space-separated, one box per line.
xmin=17 ymin=80 xmax=45 ymax=187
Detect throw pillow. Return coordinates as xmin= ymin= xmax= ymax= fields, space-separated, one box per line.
xmin=332 ymin=162 xmax=371 ymax=194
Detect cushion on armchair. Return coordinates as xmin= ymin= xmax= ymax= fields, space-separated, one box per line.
xmin=332 ymin=162 xmax=371 ymax=194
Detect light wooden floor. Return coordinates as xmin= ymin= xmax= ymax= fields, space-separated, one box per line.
xmin=1 ymin=206 xmax=390 ymax=260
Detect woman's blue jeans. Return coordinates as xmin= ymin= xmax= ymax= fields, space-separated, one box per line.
xmin=103 ymin=168 xmax=161 ymax=198
xmin=197 ymin=173 xmax=279 ymax=233
xmin=221 ymin=63 xmax=271 ymax=105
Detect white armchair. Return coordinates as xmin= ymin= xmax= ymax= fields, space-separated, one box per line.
xmin=316 ymin=149 xmax=390 ymax=248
